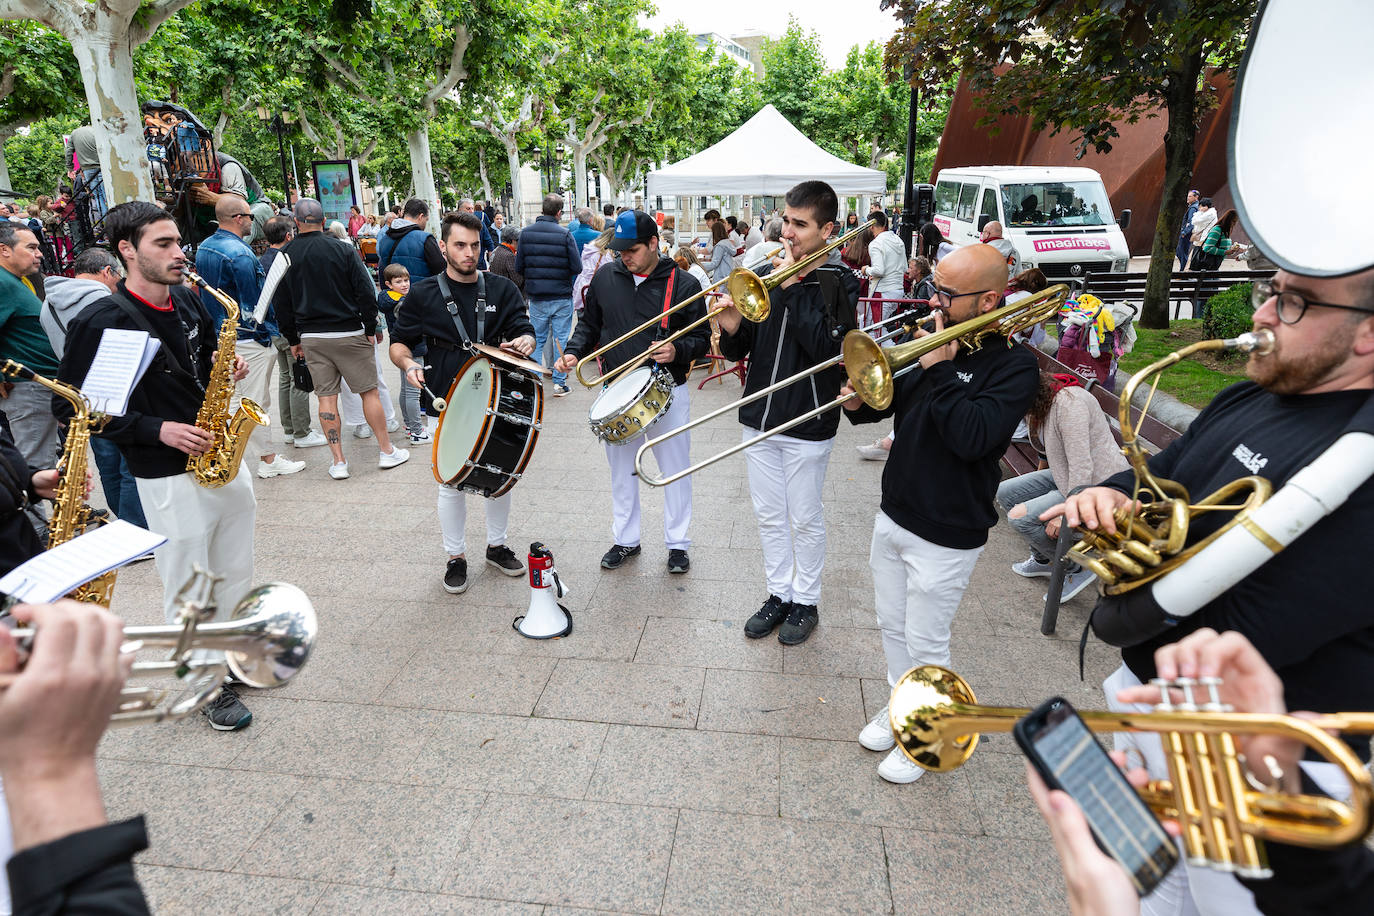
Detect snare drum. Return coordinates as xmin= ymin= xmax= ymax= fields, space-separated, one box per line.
xmin=433 ymin=352 xmax=542 ymax=497
xmin=588 ymin=365 xmax=675 ymax=443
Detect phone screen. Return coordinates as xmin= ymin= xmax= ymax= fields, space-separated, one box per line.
xmin=1021 ymin=698 xmax=1178 ymax=894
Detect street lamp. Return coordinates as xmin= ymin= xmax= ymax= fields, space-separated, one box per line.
xmin=256 ymin=105 xmax=293 ymax=204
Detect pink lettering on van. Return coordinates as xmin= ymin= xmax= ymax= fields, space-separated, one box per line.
xmin=1031 ymin=237 xmax=1112 ymax=253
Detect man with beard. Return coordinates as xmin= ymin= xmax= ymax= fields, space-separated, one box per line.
xmin=56 ymin=201 xmax=256 ymax=732
xmin=1047 ymin=268 xmax=1374 ymax=915
xmin=553 ymin=210 xmax=710 ymax=573
xmin=389 ymin=211 xmax=535 ymax=595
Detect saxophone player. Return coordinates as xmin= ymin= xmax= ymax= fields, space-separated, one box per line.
xmin=55 ymin=201 xmax=256 ymax=732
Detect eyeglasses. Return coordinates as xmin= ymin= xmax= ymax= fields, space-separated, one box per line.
xmin=1251 ymin=279 xmax=1374 ymax=325
xmin=932 ymin=286 xmax=994 ymax=308
xmin=231 ymin=212 xmax=253 ymax=220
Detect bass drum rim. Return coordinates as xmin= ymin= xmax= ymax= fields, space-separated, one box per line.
xmin=432 ymin=353 xmax=497 ymax=488
xmin=431 ymin=353 xmax=543 ymax=499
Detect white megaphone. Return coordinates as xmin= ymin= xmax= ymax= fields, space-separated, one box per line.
xmin=515 ymin=542 xmax=571 ymax=639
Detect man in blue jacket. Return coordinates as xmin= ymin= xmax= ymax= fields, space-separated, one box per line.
xmin=569 ymin=207 xmax=599 ymax=254
xmin=377 ymin=198 xmax=445 ymax=283
xmin=515 ymin=194 xmax=582 ymax=396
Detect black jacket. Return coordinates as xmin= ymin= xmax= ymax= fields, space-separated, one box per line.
xmin=8 ymin=816 xmax=151 ymax=915
xmin=847 ymin=340 xmax=1039 ymax=549
xmin=0 ymin=423 xmax=43 ymax=577
xmin=566 ymin=256 xmax=709 ymax=387
xmin=272 ymin=230 xmax=378 ymax=344
xmin=56 ymin=283 xmax=214 ymax=479
xmin=718 ymin=263 xmax=858 ymax=441
xmin=390 ymin=271 xmax=534 ymax=417
xmin=514 ymin=215 xmax=581 ymax=299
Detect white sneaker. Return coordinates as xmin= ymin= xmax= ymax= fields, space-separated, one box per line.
xmin=1048 ymin=566 xmax=1099 ymax=603
xmin=386 ymin=417 xmax=401 ymax=433
xmin=352 ymin=424 xmax=373 ymax=439
xmin=257 ymin=456 xmax=307 ymax=479
xmin=408 ymin=429 xmax=431 ymax=444
xmin=878 ymin=746 xmax=924 ymax=784
xmin=293 ymin=430 xmax=327 ymax=448
xmin=328 ymin=461 xmax=350 ymax=480
xmin=1012 ymin=556 xmax=1054 ymax=578
xmin=378 ymin=447 xmax=410 ymax=470
xmin=859 ymin=704 xmax=895 ymax=751
xmin=856 ymin=440 xmax=890 ymax=461
xmin=283 ymin=433 xmax=294 ymax=445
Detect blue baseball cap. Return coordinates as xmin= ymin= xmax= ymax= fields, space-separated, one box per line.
xmin=609 ymin=210 xmax=657 ymax=251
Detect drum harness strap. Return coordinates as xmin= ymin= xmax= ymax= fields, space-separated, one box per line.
xmin=636 ymin=268 xmax=676 ymax=376
xmin=435 ymin=271 xmax=486 ymax=351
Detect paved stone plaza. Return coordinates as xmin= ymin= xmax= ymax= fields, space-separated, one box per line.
xmin=96 ymin=367 xmax=1124 ymax=914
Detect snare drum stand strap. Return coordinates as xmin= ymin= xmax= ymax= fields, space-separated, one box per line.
xmin=436 ymin=272 xmax=486 ymax=351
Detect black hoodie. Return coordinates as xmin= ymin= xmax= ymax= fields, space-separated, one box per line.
xmin=566 ymin=255 xmax=709 ymax=386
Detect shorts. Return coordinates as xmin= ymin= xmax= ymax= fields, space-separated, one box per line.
xmin=301 ymin=334 xmax=378 ymax=397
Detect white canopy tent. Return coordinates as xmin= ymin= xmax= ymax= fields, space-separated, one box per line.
xmin=646 ymin=105 xmax=886 ymax=198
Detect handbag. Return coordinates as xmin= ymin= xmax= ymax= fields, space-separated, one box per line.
xmin=291 ymin=356 xmax=314 ymax=393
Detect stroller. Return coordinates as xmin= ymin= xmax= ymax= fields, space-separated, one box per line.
xmin=1055 ymin=293 xmax=1138 ymax=391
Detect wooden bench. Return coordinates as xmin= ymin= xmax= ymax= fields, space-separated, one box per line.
xmin=999 ymin=344 xmax=1185 ymax=635
xmin=1081 ymin=269 xmax=1272 ymax=321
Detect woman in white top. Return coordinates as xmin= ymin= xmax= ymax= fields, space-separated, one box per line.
xmin=674 ymin=245 xmax=711 ymax=291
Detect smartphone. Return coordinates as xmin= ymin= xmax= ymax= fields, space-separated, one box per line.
xmin=1015 ymin=697 xmax=1179 ymax=896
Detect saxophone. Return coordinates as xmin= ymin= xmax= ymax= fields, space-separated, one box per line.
xmin=1 ymin=360 xmax=116 ymax=605
xmin=182 ymin=268 xmax=268 ymax=488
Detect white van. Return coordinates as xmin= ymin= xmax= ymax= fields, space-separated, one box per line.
xmin=931 ymin=166 xmax=1131 ymax=280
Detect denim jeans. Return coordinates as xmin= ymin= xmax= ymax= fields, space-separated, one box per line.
xmin=529 ymin=298 xmax=575 ymax=385
xmin=995 ymin=469 xmax=1065 ymax=563
xmin=400 ymin=340 xmax=427 ymax=436
xmin=90 ymin=436 xmax=147 ymax=529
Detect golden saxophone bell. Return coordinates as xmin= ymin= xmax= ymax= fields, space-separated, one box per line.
xmin=889 ymin=664 xmax=1374 ymax=877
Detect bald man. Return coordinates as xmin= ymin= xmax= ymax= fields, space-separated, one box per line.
xmin=979 ymin=220 xmax=1020 ymax=277
xmin=841 ymin=244 xmax=1039 ymax=783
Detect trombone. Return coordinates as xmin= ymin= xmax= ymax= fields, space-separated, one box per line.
xmin=634 ymin=284 xmax=1071 ymax=487
xmin=574 ymin=219 xmax=877 ymax=388
xmin=889 ymin=665 xmax=1374 ymax=877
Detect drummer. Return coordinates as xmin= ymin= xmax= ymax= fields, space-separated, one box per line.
xmin=390 ymin=210 xmax=536 ymax=596
xmin=554 ymin=210 xmax=710 ymax=574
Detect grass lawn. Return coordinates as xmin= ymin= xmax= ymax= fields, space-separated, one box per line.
xmin=1116 ymin=320 xmax=1248 ymax=408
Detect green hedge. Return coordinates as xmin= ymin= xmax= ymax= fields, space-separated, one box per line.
xmin=1203 ymin=282 xmax=1255 ymax=343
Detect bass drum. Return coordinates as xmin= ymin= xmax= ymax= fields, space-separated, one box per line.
xmin=587 ymin=365 xmax=674 ymax=443
xmin=433 ymin=352 xmax=542 ymax=497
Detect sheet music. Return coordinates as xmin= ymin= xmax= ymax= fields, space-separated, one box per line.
xmin=0 ymin=521 xmax=166 ymax=605
xmin=81 ymin=328 xmax=159 ymax=416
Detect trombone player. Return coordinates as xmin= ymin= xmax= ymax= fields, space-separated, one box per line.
xmin=553 ymin=211 xmax=709 ymax=573
xmin=841 ymin=243 xmax=1038 ymax=783
xmin=714 ymin=180 xmax=858 ymax=646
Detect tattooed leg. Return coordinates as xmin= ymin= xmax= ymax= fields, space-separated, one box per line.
xmin=317 ymin=396 xmax=344 ymax=463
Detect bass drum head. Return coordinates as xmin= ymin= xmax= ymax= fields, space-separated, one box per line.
xmin=433 ymin=357 xmax=494 ymax=485
xmin=590 ymin=365 xmax=655 ymax=421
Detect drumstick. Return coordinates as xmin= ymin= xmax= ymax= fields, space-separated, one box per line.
xmin=408 ymin=366 xmax=447 ymax=411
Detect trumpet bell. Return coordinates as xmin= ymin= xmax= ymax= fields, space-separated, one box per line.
xmin=724 ymin=268 xmax=772 ymax=323
xmin=223 ymin=582 xmax=318 ymax=688
xmin=889 ymin=665 xmax=981 ymax=772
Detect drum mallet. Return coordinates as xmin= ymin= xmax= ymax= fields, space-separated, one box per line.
xmin=406 ymin=365 xmax=447 ymax=411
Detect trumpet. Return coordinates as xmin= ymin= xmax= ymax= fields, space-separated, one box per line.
xmin=889 ymin=665 xmax=1374 ymax=877
xmin=575 ymin=220 xmax=877 ymax=389
xmin=635 ymin=284 xmax=1069 ymax=486
xmin=2 ymin=567 xmax=316 ymax=727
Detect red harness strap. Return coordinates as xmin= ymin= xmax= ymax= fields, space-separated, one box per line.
xmin=660 ymin=268 xmax=677 ymax=331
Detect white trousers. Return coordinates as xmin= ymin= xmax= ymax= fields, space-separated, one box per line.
xmin=743 ymin=429 xmax=834 ymax=605
xmin=339 ymin=342 xmax=396 ymax=426
xmin=605 ymin=383 xmax=691 ymax=550
xmin=232 ymin=339 xmax=276 ymax=460
xmin=1104 ymin=663 xmax=1349 ymax=916
xmin=437 ymin=484 xmax=512 ymax=557
xmin=136 ymin=468 xmax=256 ymax=661
xmin=870 ymin=510 xmax=982 ymax=685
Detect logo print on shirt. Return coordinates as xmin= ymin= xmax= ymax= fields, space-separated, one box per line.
xmin=1233 ymin=443 xmax=1268 ymax=474
xmin=956 ymin=371 xmax=973 ymax=383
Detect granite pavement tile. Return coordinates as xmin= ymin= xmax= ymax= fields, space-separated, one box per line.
xmin=883 ymin=827 xmax=1067 ymax=915
xmin=444 ymin=794 xmax=678 ymax=912
xmin=534 ymin=658 xmax=704 ymax=728
xmin=135 ymin=864 xmax=324 ymax=915
xmin=485 ymin=607 xmax=646 ymax=662
xmin=779 ymin=737 xmax=983 ymax=833
xmin=268 ymin=635 xmax=420 ymax=704
xmin=634 ymin=615 xmax=783 ymax=672
xmin=379 ymin=650 xmax=556 ymax=715
xmin=405 ymin=711 xmax=608 ymax=798
xmin=781 ymin=624 xmax=886 ymax=678
xmin=661 ymin=808 xmax=890 ymax=914
xmin=962 ymin=744 xmax=1062 ymax=840
xmin=309 ymin=884 xmax=543 ymax=914
xmin=242 ymin=778 xmax=485 ymax=892
xmin=586 ymin=724 xmax=779 ymax=816
xmin=697 ymin=669 xmax=864 ymax=740
xmin=97 ymin=710 xmax=257 ymax=768
xmin=97 ymin=760 xmax=307 ymax=870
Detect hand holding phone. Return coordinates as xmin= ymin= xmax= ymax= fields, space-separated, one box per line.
xmin=1016 ymin=697 xmax=1179 ymax=897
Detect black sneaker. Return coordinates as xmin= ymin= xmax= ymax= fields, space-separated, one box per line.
xmin=202 ymin=683 xmax=252 ymax=731
xmin=667 ymin=549 xmax=690 ymax=574
xmin=600 ymin=544 xmax=641 ymax=569
xmin=486 ymin=544 xmax=525 ymax=577
xmin=777 ymin=603 xmax=819 ymax=645
xmin=745 ymin=595 xmax=791 ymax=639
xmin=443 ymin=556 xmax=469 ymax=594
